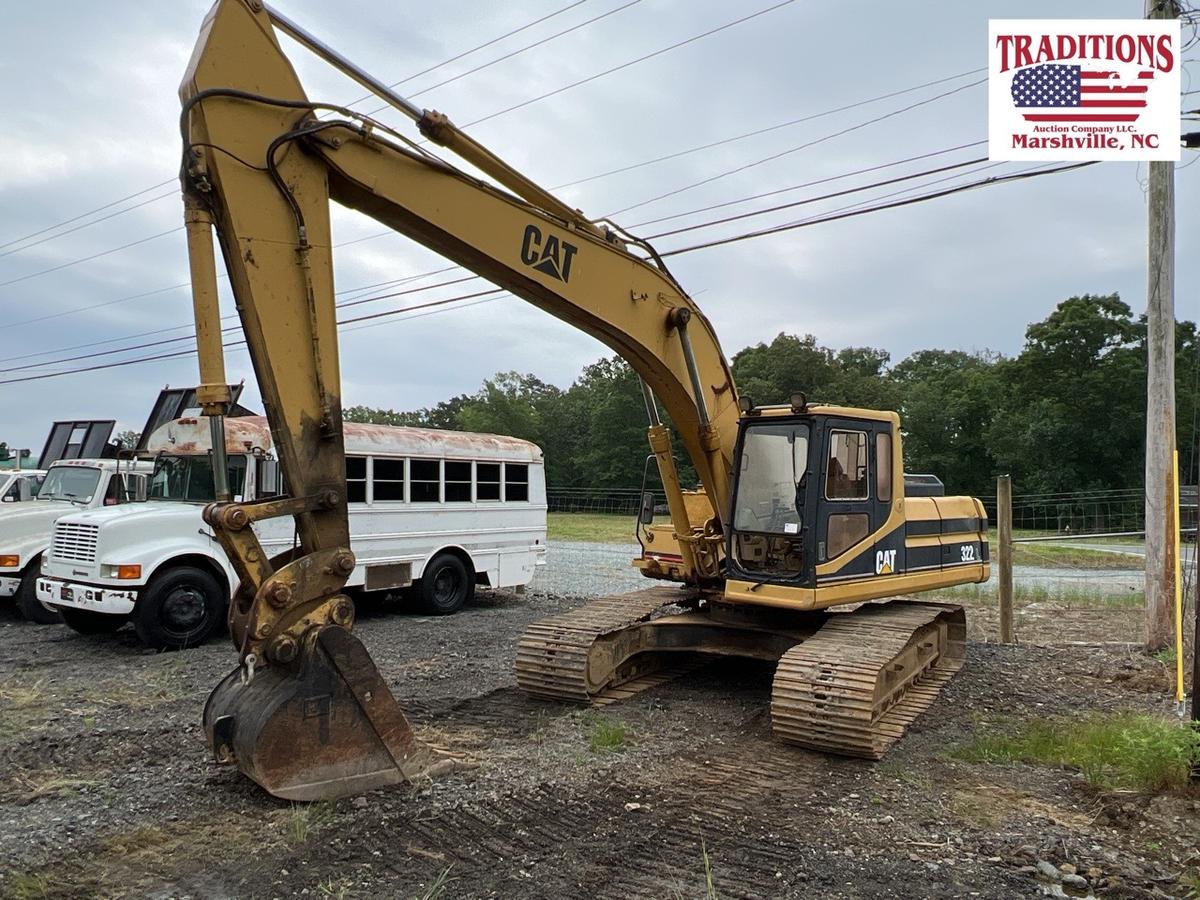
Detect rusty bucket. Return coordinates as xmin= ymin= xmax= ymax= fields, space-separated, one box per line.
xmin=203 ymin=624 xmax=433 ymax=801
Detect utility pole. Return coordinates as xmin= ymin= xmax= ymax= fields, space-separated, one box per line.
xmin=1144 ymin=0 xmax=1179 ymax=651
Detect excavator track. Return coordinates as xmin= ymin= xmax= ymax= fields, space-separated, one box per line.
xmin=515 ymin=588 xmax=683 ymax=703
xmin=770 ymin=601 xmax=965 ymax=759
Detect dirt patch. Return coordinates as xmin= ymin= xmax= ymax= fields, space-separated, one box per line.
xmin=1 ymin=592 xmax=1196 ymax=899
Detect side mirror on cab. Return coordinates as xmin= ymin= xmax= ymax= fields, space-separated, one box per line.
xmin=638 ymin=491 xmax=655 ymax=525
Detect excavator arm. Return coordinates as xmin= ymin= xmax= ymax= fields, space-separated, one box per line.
xmin=181 ymin=0 xmax=740 ymax=798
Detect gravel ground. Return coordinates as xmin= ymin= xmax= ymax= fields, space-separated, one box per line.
xmin=529 ymin=541 xmax=647 ymax=597
xmin=1 ymin=586 xmax=1196 ymax=899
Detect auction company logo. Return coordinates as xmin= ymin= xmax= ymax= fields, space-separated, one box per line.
xmin=988 ymin=20 xmax=1180 ymax=161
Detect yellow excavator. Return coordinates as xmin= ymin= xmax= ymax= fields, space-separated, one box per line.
xmin=180 ymin=1 xmax=989 ymax=801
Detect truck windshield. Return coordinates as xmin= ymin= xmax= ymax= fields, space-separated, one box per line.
xmin=38 ymin=467 xmax=102 ymax=503
xmin=732 ymin=423 xmax=810 ymax=535
xmin=149 ymin=455 xmax=247 ymax=503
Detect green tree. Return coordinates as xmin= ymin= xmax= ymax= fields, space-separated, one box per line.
xmin=986 ymin=294 xmax=1145 ymax=494
xmin=890 ymin=349 xmax=1000 ymax=496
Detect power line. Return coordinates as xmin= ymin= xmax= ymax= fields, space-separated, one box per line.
xmin=363 ymin=1 xmax=643 ymax=117
xmin=1 ymin=274 xmax=486 ymax=373
xmin=0 ymin=190 xmax=178 ymax=261
xmin=551 ymin=69 xmax=986 ymax=191
xmin=0 ymin=227 xmax=183 ymax=290
xmin=5 ymin=3 xmax=596 ymax=260
xmin=642 ymin=156 xmax=992 ymax=240
xmin=462 ymin=0 xmax=797 ymax=128
xmin=341 ymin=0 xmax=591 ymax=108
xmin=0 ymin=179 xmax=176 ymax=253
xmin=0 ymin=287 xmax=506 ymax=386
xmin=0 ymin=140 xmax=987 ymax=363
xmin=2 ymin=161 xmax=1091 ymax=384
xmin=606 ymin=77 xmax=987 ymax=217
xmin=659 ymin=162 xmax=1098 ymax=257
xmin=626 ymin=140 xmax=987 ymax=229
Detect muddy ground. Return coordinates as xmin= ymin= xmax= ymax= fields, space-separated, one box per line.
xmin=0 ymin=590 xmax=1196 ymax=900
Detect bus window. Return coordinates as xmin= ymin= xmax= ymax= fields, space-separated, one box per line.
xmin=410 ymin=459 xmax=440 ymax=502
xmin=505 ymin=463 xmax=529 ymax=502
xmin=477 ymin=463 xmax=500 ymax=501
xmin=445 ymin=461 xmax=471 ymax=502
xmin=373 ymin=458 xmax=405 ymax=501
xmin=345 ymin=456 xmax=367 ymax=503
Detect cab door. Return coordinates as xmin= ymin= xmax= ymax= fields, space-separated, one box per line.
xmin=814 ymin=419 xmax=893 ymax=576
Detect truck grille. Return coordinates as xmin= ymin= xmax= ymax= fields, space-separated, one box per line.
xmin=51 ymin=522 xmax=100 ymax=564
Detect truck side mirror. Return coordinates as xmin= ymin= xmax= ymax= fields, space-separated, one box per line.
xmin=638 ymin=491 xmax=655 ymax=525
xmin=258 ymin=459 xmax=280 ymax=498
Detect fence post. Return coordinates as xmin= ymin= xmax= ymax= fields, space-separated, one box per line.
xmin=998 ymin=475 xmax=1014 ymax=644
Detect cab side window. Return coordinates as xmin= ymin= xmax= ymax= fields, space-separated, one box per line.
xmin=825 ymin=430 xmax=868 ymax=500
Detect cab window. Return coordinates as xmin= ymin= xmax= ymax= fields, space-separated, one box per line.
xmin=825 ymin=430 xmax=868 ymax=500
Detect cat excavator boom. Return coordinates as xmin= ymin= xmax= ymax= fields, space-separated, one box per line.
xmin=181 ymin=1 xmax=988 ymax=801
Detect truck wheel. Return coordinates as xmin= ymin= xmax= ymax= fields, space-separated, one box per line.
xmin=61 ymin=607 xmax=125 ymax=634
xmin=417 ymin=553 xmax=474 ymax=615
xmin=15 ymin=568 xmax=61 ymax=625
xmin=134 ymin=566 xmax=225 ymax=650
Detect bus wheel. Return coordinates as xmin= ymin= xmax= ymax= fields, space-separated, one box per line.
xmin=417 ymin=553 xmax=474 ymax=615
xmin=134 ymin=566 xmax=225 ymax=650
xmin=61 ymin=607 xmax=125 ymax=634
xmin=16 ymin=568 xmax=60 ymax=625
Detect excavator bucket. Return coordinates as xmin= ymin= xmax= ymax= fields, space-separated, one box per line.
xmin=203 ymin=625 xmax=434 ymax=801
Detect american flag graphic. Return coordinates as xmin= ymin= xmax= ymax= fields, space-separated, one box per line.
xmin=1010 ymin=63 xmax=1152 ymax=123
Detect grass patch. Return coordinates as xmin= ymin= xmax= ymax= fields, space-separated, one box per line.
xmin=411 ymin=866 xmax=454 ymax=900
xmin=3 ymin=871 xmax=56 ymax=900
xmin=702 ymin=837 xmax=719 ymax=900
xmin=954 ymin=713 xmax=1200 ymax=792
xmin=547 ymin=512 xmax=635 ymax=544
xmin=941 ymin=581 xmax=1143 ymax=608
xmin=286 ymin=801 xmax=333 ymax=844
xmin=583 ymin=711 xmax=629 ymax=753
xmin=1007 ymin=542 xmax=1143 ymax=570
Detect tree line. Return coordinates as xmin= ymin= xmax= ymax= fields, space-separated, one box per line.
xmin=345 ymin=294 xmax=1199 ymax=498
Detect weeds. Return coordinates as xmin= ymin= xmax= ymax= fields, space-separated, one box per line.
xmin=701 ymin=837 xmax=719 ymax=900
xmin=941 ymin=582 xmax=1144 ymax=609
xmin=583 ymin=711 xmax=629 ymax=753
xmin=317 ymin=878 xmax=353 ymax=899
xmin=287 ymin=801 xmax=333 ymax=844
xmin=411 ymin=865 xmax=454 ymax=900
xmin=955 ymin=713 xmax=1200 ymax=792
xmin=4 ymin=871 xmax=55 ymax=900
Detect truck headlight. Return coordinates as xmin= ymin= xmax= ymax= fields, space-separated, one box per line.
xmin=0 ymin=554 xmax=19 ymax=568
xmin=101 ymin=564 xmax=142 ymax=580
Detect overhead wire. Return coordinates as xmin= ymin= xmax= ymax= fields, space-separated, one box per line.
xmin=339 ymin=0 xmax=591 ymax=108
xmin=606 ymin=77 xmax=987 ymax=217
xmin=551 ymin=70 xmax=986 ymax=191
xmin=361 ymin=0 xmax=644 ymax=118
xmin=461 ymin=0 xmax=798 ymax=128
xmin=659 ymin=162 xmax=1098 ymax=257
xmin=0 ymin=159 xmax=1096 ymax=384
xmin=1 ymin=2 xmax=601 ymax=261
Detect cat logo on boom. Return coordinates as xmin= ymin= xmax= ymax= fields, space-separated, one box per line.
xmin=521 ymin=224 xmax=577 ymax=283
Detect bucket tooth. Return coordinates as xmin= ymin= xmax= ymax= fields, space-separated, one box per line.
xmin=203 ymin=624 xmax=435 ymax=801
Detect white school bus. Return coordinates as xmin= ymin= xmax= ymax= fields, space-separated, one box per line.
xmin=39 ymin=416 xmax=546 ymax=649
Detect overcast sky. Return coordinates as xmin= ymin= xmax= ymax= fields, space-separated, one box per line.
xmin=0 ymin=0 xmax=1195 ymax=454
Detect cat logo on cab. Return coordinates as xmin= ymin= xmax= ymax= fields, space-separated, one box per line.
xmin=521 ymin=224 xmax=577 ymax=283
xmin=875 ymin=549 xmax=896 ymax=575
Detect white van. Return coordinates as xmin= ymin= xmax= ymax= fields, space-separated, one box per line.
xmin=0 ymin=459 xmax=150 ymax=623
xmin=39 ymin=417 xmax=547 ymax=649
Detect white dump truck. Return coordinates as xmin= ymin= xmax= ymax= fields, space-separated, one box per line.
xmin=0 ymin=459 xmax=150 ymax=622
xmin=0 ymin=469 xmax=46 ymax=503
xmin=39 ymin=416 xmax=547 ymax=649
